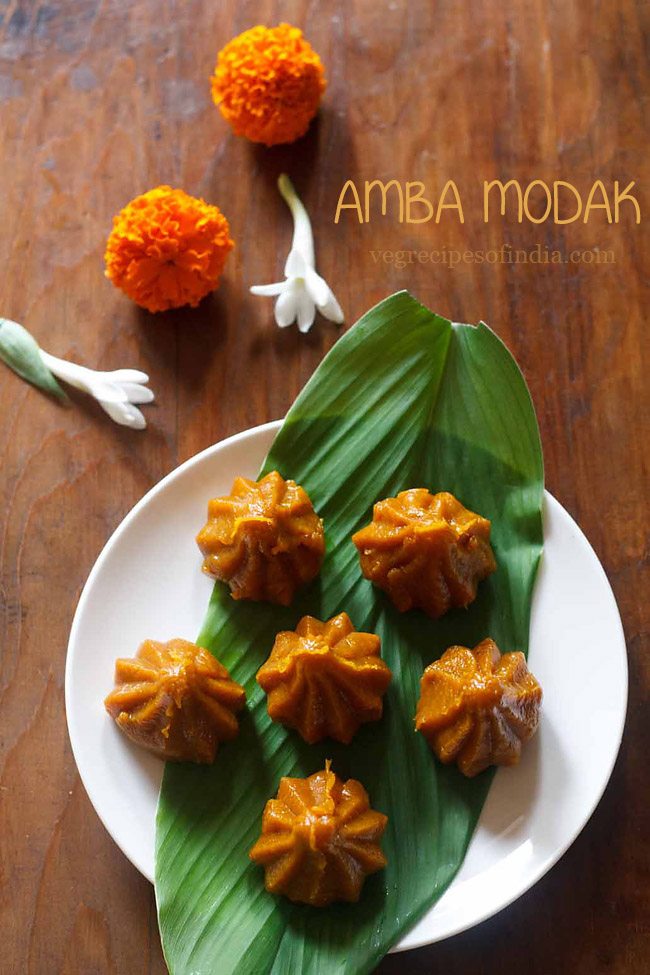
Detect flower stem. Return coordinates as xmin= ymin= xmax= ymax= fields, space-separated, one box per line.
xmin=278 ymin=174 xmax=315 ymax=268
xmin=39 ymin=351 xmax=98 ymax=395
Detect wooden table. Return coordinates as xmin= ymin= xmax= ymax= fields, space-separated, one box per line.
xmin=1 ymin=2 xmax=648 ymax=972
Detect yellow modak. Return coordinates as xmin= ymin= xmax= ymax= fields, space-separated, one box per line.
xmin=415 ymin=638 xmax=542 ymax=777
xmin=196 ymin=471 xmax=325 ymax=605
xmin=256 ymin=613 xmax=392 ymax=743
xmin=352 ymin=489 xmax=496 ymax=618
xmin=249 ymin=763 xmax=387 ymax=906
xmin=104 ymin=638 xmax=246 ymax=763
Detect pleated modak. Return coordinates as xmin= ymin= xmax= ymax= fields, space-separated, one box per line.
xmin=415 ymin=638 xmax=542 ymax=777
xmin=249 ymin=762 xmax=387 ymax=906
xmin=352 ymin=489 xmax=496 ymax=618
xmin=104 ymin=638 xmax=246 ymax=763
xmin=256 ymin=612 xmax=392 ymax=743
xmin=197 ymin=471 xmax=325 ymax=605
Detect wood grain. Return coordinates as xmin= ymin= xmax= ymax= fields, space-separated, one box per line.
xmin=0 ymin=1 xmax=648 ymax=972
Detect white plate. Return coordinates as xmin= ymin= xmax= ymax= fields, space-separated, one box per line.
xmin=65 ymin=420 xmax=628 ymax=951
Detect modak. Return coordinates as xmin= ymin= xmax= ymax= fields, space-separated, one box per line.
xmin=352 ymin=489 xmax=496 ymax=618
xmin=249 ymin=762 xmax=387 ymax=906
xmin=104 ymin=638 xmax=246 ymax=763
xmin=256 ymin=612 xmax=391 ymax=743
xmin=415 ymin=638 xmax=542 ymax=777
xmin=196 ymin=471 xmax=325 ymax=605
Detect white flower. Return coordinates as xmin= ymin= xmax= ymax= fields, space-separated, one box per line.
xmin=250 ymin=173 xmax=344 ymax=333
xmin=39 ymin=350 xmax=154 ymax=430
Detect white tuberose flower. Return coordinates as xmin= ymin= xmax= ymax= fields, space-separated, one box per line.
xmin=250 ymin=174 xmax=344 ymax=333
xmin=39 ymin=350 xmax=154 ymax=430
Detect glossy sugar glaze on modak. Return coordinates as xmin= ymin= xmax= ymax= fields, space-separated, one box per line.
xmin=256 ymin=612 xmax=392 ymax=743
xmin=415 ymin=638 xmax=542 ymax=777
xmin=196 ymin=470 xmax=325 ymax=605
xmin=249 ymin=763 xmax=387 ymax=906
xmin=352 ymin=489 xmax=496 ymax=618
xmin=104 ymin=638 xmax=246 ymax=763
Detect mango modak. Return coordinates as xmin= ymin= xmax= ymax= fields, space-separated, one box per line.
xmin=249 ymin=762 xmax=387 ymax=906
xmin=352 ymin=489 xmax=496 ymax=618
xmin=196 ymin=471 xmax=325 ymax=605
xmin=104 ymin=638 xmax=246 ymax=763
xmin=256 ymin=612 xmax=392 ymax=744
xmin=415 ymin=638 xmax=542 ymax=777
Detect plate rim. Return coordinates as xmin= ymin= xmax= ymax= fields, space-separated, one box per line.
xmin=64 ymin=419 xmax=628 ymax=952
xmin=65 ymin=421 xmax=281 ymax=877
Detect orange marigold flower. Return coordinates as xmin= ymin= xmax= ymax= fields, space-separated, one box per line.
xmin=105 ymin=186 xmax=234 ymax=313
xmin=211 ymin=23 xmax=326 ymax=146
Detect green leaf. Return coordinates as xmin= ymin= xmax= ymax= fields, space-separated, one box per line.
xmin=0 ymin=318 xmax=66 ymax=400
xmin=155 ymin=292 xmax=544 ymax=975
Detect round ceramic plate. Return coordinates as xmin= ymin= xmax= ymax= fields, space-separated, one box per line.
xmin=65 ymin=420 xmax=627 ymax=952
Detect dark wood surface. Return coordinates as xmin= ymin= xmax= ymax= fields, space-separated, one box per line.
xmin=1 ymin=1 xmax=648 ymax=972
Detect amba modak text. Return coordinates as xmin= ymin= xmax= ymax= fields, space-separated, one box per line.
xmin=334 ymin=179 xmax=641 ymax=225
